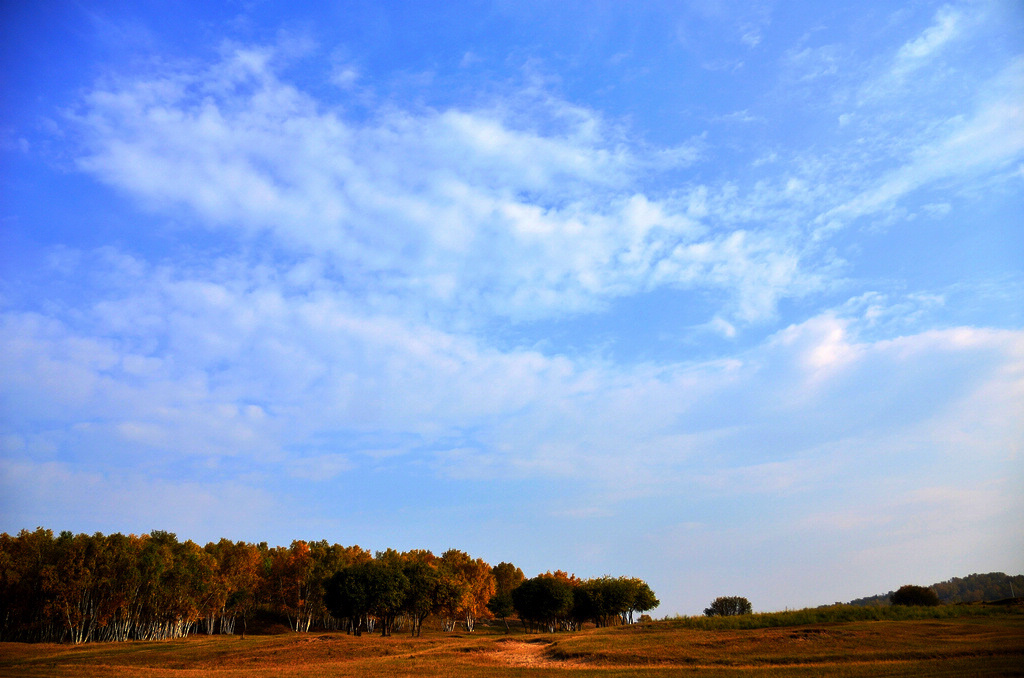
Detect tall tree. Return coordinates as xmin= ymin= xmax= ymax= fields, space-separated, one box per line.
xmin=487 ymin=561 xmax=525 ymax=631
xmin=323 ymin=563 xmax=374 ymax=636
xmin=625 ymin=577 xmax=659 ymax=623
xmin=268 ymin=541 xmax=318 ymax=632
xmin=437 ymin=549 xmax=495 ymax=632
xmin=401 ymin=550 xmax=439 ymax=637
xmin=367 ymin=551 xmax=410 ymax=637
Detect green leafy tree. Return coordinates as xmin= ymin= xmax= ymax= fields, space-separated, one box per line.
xmin=487 ymin=591 xmax=515 ymax=631
xmin=492 ymin=562 xmax=525 ymax=596
xmin=572 ymin=577 xmax=626 ymax=627
xmin=890 ymin=585 xmax=941 ymax=606
xmin=368 ymin=551 xmax=410 ymax=636
xmin=704 ymin=596 xmax=752 ymax=617
xmin=401 ymin=551 xmax=439 ymax=637
xmin=570 ymin=576 xmax=658 ymax=627
xmin=512 ymin=575 xmax=575 ymax=633
xmin=323 ymin=563 xmax=374 ymax=636
xmin=626 ymin=577 xmax=659 ymax=623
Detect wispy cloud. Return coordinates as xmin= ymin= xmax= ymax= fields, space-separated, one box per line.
xmin=821 ymin=56 xmax=1024 ymax=230
xmin=71 ymin=46 xmax=818 ymax=326
xmin=4 ymin=243 xmax=1020 ymax=510
xmin=893 ymin=5 xmax=962 ymax=74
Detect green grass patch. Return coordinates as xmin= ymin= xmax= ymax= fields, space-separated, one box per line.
xmin=661 ymin=602 xmax=1024 ymax=630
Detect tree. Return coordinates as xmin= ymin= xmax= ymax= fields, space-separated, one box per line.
xmin=436 ymin=550 xmax=495 ymax=632
xmin=568 ymin=576 xmax=658 ymax=627
xmin=204 ymin=539 xmax=264 ymax=636
xmin=890 ymin=585 xmax=941 ymax=606
xmin=368 ymin=551 xmax=410 ymax=637
xmin=323 ymin=563 xmax=374 ymax=636
xmin=459 ymin=557 xmax=495 ymax=632
xmin=487 ymin=592 xmax=515 ymax=632
xmin=0 ymin=527 xmax=659 ymax=642
xmin=401 ymin=552 xmax=439 ymax=637
xmin=625 ymin=578 xmax=659 ymax=623
xmin=487 ymin=562 xmax=524 ymax=633
xmin=92 ymin=532 xmax=146 ymax=642
xmin=45 ymin=531 xmax=100 ymax=644
xmin=704 ymin=596 xmax=752 ymax=617
xmin=267 ymin=541 xmax=318 ymax=632
xmin=512 ymin=575 xmax=575 ymax=633
xmin=492 ymin=562 xmax=525 ymax=597
xmin=308 ymin=540 xmax=370 ymax=631
xmin=572 ymin=577 xmax=631 ymax=628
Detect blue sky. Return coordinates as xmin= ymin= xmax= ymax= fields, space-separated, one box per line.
xmin=1 ymin=0 xmax=1022 ymax=615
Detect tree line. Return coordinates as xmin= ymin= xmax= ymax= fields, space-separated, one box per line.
xmin=0 ymin=528 xmax=656 ymax=643
xmin=848 ymin=572 xmax=1024 ymax=607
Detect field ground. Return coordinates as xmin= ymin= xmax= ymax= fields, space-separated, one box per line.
xmin=1 ymin=613 xmax=1022 ymax=677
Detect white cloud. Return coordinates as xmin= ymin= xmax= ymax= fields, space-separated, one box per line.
xmin=7 ymin=244 xmax=1020 ymax=507
xmin=790 ymin=45 xmax=839 ymax=80
xmin=893 ymin=5 xmax=962 ymax=73
xmin=3 ymin=0 xmax=1022 ymax=620
xmin=70 ymin=46 xmax=815 ymax=326
xmin=740 ymin=27 xmax=762 ymax=48
xmin=289 ymin=453 xmax=353 ymax=481
xmin=819 ymin=57 xmax=1024 ymax=230
xmin=4 ymin=239 xmax=1021 ymax=616
xmin=330 ymin=64 xmax=360 ymax=89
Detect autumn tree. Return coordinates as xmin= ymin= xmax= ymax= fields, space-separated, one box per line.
xmin=435 ymin=550 xmax=471 ymax=632
xmin=0 ymin=528 xmax=657 ymax=643
xmin=487 ymin=561 xmax=524 ymax=632
xmin=91 ymin=533 xmax=146 ymax=642
xmin=0 ymin=529 xmax=61 ymax=641
xmin=203 ymin=539 xmax=265 ymax=635
xmin=267 ymin=541 xmax=319 ymax=632
xmin=44 ymin=531 xmax=100 ymax=644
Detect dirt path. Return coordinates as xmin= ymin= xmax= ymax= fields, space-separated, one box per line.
xmin=488 ymin=639 xmax=582 ymax=668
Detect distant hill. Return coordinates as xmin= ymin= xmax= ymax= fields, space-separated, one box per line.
xmin=849 ymin=572 xmax=1024 ymax=607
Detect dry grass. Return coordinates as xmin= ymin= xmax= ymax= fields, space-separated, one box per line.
xmin=1 ymin=612 xmax=1022 ymax=677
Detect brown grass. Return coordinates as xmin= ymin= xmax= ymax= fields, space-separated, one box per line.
xmin=1 ymin=613 xmax=1022 ymax=677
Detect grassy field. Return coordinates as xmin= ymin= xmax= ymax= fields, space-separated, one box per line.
xmin=2 ymin=608 xmax=1022 ymax=677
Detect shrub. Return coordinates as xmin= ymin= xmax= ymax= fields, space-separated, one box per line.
xmin=704 ymin=596 xmax=753 ymax=617
xmin=890 ymin=585 xmax=941 ymax=607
